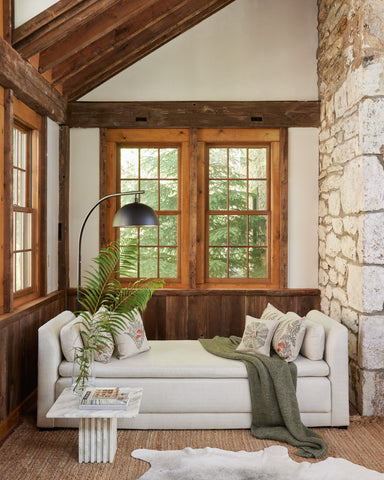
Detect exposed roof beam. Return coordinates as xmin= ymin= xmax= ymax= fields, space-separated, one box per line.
xmin=37 ymin=0 xmax=158 ymax=73
xmin=0 ymin=35 xmax=67 ymax=123
xmin=62 ymin=0 xmax=235 ymax=100
xmin=13 ymin=0 xmax=121 ymax=59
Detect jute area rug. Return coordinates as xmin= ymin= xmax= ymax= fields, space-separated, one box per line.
xmin=0 ymin=416 xmax=383 ymax=480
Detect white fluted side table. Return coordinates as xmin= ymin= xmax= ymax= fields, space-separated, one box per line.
xmin=46 ymin=387 xmax=142 ymax=463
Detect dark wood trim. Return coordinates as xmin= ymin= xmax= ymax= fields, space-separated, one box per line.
xmin=189 ymin=128 xmax=198 ymax=289
xmin=58 ymin=126 xmax=70 ymax=291
xmin=0 ymin=35 xmax=67 ymax=123
xmin=3 ymin=89 xmax=13 ymax=313
xmin=39 ymin=116 xmax=48 ymax=296
xmin=279 ymin=127 xmax=288 ymax=288
xmin=99 ymin=127 xmax=108 ymax=249
xmin=67 ymin=101 xmax=320 ymax=129
xmin=2 ymin=0 xmax=13 ymax=43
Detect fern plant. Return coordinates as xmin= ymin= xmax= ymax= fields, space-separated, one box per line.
xmin=72 ymin=240 xmax=163 ymax=393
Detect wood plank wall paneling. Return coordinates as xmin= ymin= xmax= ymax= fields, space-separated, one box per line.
xmin=67 ymin=288 xmax=320 ymax=340
xmin=0 ymin=291 xmax=66 ymax=439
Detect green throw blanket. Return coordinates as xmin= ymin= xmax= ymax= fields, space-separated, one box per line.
xmin=199 ymin=336 xmax=328 ymax=459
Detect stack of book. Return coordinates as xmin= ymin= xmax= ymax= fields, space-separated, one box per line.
xmin=79 ymin=387 xmax=131 ymax=410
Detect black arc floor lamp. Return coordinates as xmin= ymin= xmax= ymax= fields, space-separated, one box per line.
xmin=77 ymin=190 xmax=158 ymax=310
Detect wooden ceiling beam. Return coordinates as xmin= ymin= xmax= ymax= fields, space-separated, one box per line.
xmin=51 ymin=0 xmax=194 ymax=85
xmin=67 ymin=101 xmax=321 ymax=129
xmin=13 ymin=0 xmax=121 ymax=59
xmin=62 ymin=0 xmax=235 ymax=100
xmin=37 ymin=0 xmax=159 ymax=73
xmin=0 ymin=35 xmax=67 ymax=123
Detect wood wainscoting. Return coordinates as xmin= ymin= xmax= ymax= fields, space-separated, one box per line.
xmin=0 ymin=291 xmax=66 ymax=440
xmin=67 ymin=288 xmax=320 ymax=340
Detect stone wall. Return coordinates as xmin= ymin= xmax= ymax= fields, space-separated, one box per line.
xmin=318 ymin=0 xmax=384 ymax=414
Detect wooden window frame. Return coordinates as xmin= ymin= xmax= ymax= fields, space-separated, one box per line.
xmin=103 ymin=129 xmax=190 ymax=289
xmin=102 ymin=128 xmax=287 ymax=290
xmin=1 ymin=93 xmax=46 ymax=313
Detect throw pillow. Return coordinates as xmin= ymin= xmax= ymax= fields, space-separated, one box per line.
xmin=60 ymin=317 xmax=84 ymax=362
xmin=236 ymin=315 xmax=280 ymax=357
xmin=80 ymin=308 xmax=115 ymax=363
xmin=260 ymin=303 xmax=287 ymax=323
xmin=112 ymin=310 xmax=150 ymax=359
xmin=272 ymin=313 xmax=306 ymax=362
xmin=300 ymin=318 xmax=325 ymax=360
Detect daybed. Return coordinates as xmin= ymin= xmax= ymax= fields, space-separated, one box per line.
xmin=37 ymin=309 xmax=349 ymax=429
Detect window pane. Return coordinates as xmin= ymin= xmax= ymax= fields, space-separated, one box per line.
xmin=228 ymin=180 xmax=247 ymax=210
xmin=248 ymin=180 xmax=267 ymax=210
xmin=229 ymin=215 xmax=247 ymax=246
xmin=14 ymin=252 xmax=23 ymax=291
xmin=120 ymin=226 xmax=139 ymax=244
xmin=209 ymin=148 xmax=227 ymax=178
xmin=249 ymin=248 xmax=267 ymax=278
xmin=228 ymin=247 xmax=247 ymax=277
xmin=249 ymin=215 xmax=268 ymax=246
xmin=24 ymin=251 xmax=32 ymax=288
xmin=139 ymin=247 xmax=158 ymax=277
xmin=140 ymin=149 xmax=158 ymax=178
xmin=209 ymin=180 xmax=227 ymax=210
xmin=228 ymin=148 xmax=247 ymax=178
xmin=14 ymin=212 xmax=23 ymax=250
xmin=139 ymin=225 xmax=158 ymax=246
xmin=209 ymin=215 xmax=227 ymax=246
xmin=121 ymin=148 xmax=139 ymax=178
xmin=209 ymin=247 xmax=227 ymax=278
xmin=141 ymin=179 xmax=158 ymax=210
xmin=160 ymin=148 xmax=178 ymax=178
xmin=120 ymin=180 xmax=139 ymax=194
xmin=249 ymin=148 xmax=267 ymax=178
xmin=159 ymin=247 xmax=177 ymax=278
xmin=160 ymin=180 xmax=178 ymax=210
xmin=159 ymin=215 xmax=177 ymax=246
xmin=18 ymin=170 xmax=26 ymax=207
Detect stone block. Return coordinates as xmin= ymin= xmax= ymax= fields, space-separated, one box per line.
xmin=330 ymin=299 xmax=342 ymax=320
xmin=343 ymin=216 xmax=357 ymax=235
xmin=335 ymin=256 xmax=347 ymax=275
xmin=332 ymin=218 xmax=343 ymax=235
xmin=325 ymin=231 xmax=341 ymax=257
xmin=362 ymin=266 xmax=384 ymax=313
xmin=347 ymin=264 xmax=364 ymax=311
xmin=359 ymin=315 xmax=384 ymax=369
xmin=358 ymin=212 xmax=384 ymax=264
xmin=341 ymin=307 xmax=359 ymax=333
xmin=360 ymin=99 xmax=384 ymax=154
xmin=340 ymin=158 xmax=365 ymax=214
xmin=328 ymin=191 xmax=340 ymax=216
xmin=360 ymin=369 xmax=384 ymax=416
xmin=363 ymin=156 xmax=384 ymax=211
xmin=348 ymin=330 xmax=358 ymax=362
xmin=341 ymin=235 xmax=356 ymax=261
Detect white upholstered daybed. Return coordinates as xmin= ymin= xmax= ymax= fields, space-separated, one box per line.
xmin=37 ymin=309 xmax=349 ymax=429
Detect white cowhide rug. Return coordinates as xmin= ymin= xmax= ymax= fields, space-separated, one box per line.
xmin=131 ymin=445 xmax=384 ymax=480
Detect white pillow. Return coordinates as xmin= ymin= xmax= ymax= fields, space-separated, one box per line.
xmin=112 ymin=310 xmax=150 ymax=359
xmin=300 ymin=318 xmax=325 ymax=360
xmin=261 ymin=303 xmax=306 ymax=362
xmin=271 ymin=314 xmax=306 ymax=362
xmin=60 ymin=318 xmax=84 ymax=362
xmin=236 ymin=315 xmax=280 ymax=357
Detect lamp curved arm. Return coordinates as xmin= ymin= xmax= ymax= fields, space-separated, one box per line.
xmin=77 ymin=190 xmax=144 ymax=310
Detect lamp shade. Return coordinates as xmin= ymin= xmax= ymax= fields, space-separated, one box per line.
xmin=112 ymin=201 xmax=159 ymax=227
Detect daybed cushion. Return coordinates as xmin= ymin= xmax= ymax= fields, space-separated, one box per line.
xmin=300 ymin=318 xmax=325 ymax=361
xmin=60 ymin=318 xmax=83 ymax=362
xmin=58 ymin=340 xmax=329 ymax=378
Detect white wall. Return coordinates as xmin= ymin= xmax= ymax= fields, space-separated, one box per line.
xmin=288 ymin=128 xmax=319 ymax=288
xmin=82 ymin=0 xmax=318 ymax=102
xmin=69 ymin=129 xmax=100 ymax=287
xmin=46 ymin=119 xmax=60 ymax=293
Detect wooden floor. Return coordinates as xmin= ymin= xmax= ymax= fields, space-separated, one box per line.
xmin=0 ymin=413 xmax=383 ymax=479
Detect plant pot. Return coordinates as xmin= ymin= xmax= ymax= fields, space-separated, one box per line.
xmin=71 ymin=347 xmax=95 ymax=396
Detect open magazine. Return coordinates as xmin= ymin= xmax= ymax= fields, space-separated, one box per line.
xmin=79 ymin=387 xmax=131 ymax=410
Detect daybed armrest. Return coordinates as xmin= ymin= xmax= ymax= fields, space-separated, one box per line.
xmin=306 ymin=310 xmax=349 ymax=426
xmin=37 ymin=310 xmax=76 ymax=428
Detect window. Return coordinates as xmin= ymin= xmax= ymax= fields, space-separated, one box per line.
xmin=104 ymin=128 xmax=286 ymax=289
xmin=2 ymin=97 xmax=45 ymax=310
xmin=13 ymin=124 xmax=34 ymax=293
